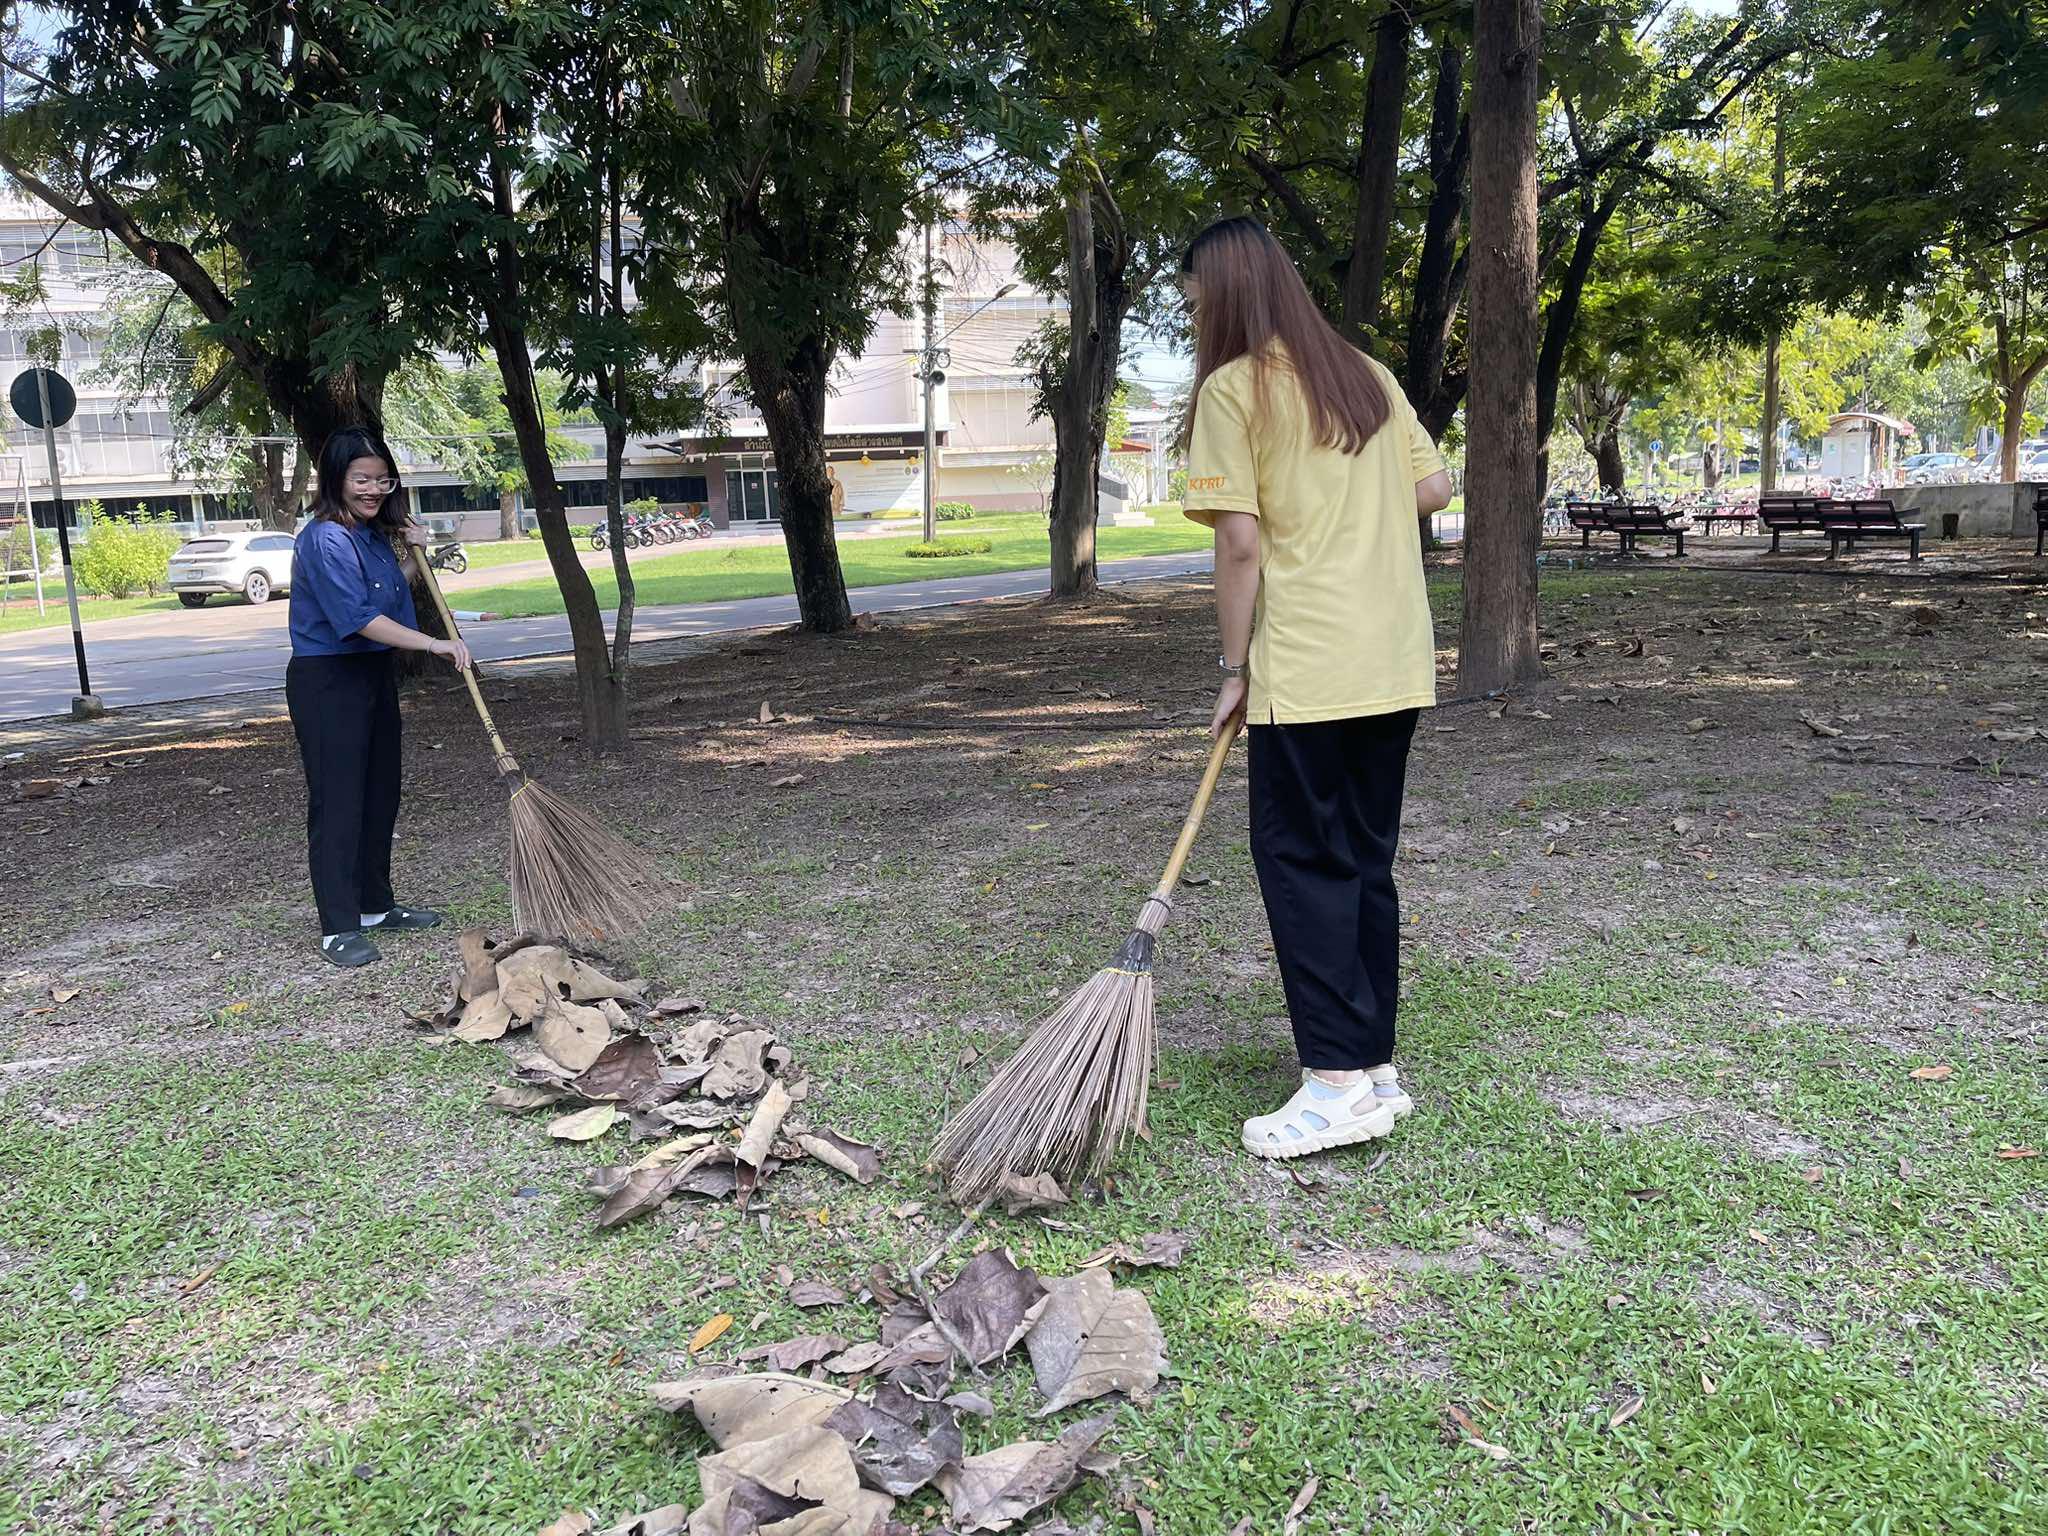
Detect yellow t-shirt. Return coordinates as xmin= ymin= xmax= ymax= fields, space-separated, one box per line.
xmin=1182 ymin=349 xmax=1443 ymax=725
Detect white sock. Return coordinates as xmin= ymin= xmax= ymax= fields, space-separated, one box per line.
xmin=359 ymin=911 xmax=388 ymax=928
xmin=1369 ymin=1064 xmax=1405 ymax=1099
xmin=321 ymin=933 xmax=349 ymax=950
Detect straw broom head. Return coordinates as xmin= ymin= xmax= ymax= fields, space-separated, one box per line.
xmin=930 ymin=895 xmax=1168 ymax=1207
xmin=506 ymin=774 xmax=671 ymax=948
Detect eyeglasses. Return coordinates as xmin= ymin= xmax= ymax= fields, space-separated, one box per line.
xmin=346 ymin=476 xmax=398 ymax=493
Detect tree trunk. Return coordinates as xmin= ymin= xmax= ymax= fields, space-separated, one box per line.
xmin=1457 ymin=0 xmax=1544 ymax=697
xmin=248 ymin=439 xmax=293 ymax=529
xmin=746 ymin=342 xmax=853 ymax=632
xmin=1047 ymin=172 xmax=1131 ymax=599
xmin=1404 ymin=37 xmax=1471 ymax=443
xmin=274 ymin=358 xmax=388 ymax=462
xmin=604 ymin=415 xmax=635 ymax=674
xmin=1703 ymin=439 xmax=1723 ymax=489
xmin=1342 ymin=14 xmax=1410 ymax=348
xmin=499 ymin=489 xmax=519 ymax=542
xmin=603 ymin=161 xmax=637 ymax=680
xmin=1535 ymin=179 xmax=1627 ymax=445
xmin=1760 ymin=102 xmax=1785 ymax=492
xmin=1761 ymin=333 xmax=1781 ymax=490
xmin=1592 ymin=430 xmax=1627 ymax=495
xmin=481 ymin=120 xmax=627 ymax=749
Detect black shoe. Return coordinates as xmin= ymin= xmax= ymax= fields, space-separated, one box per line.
xmin=321 ymin=932 xmax=382 ymax=968
xmin=367 ymin=905 xmax=442 ymax=932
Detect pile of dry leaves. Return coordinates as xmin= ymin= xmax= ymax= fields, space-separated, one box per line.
xmin=414 ymin=931 xmax=882 ymax=1226
xmin=416 ymin=932 xmax=1186 ymax=1534
xmin=552 ymin=1240 xmax=1183 ymax=1536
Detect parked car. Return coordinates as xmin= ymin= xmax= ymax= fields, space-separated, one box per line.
xmin=1906 ymin=452 xmax=1969 ymax=482
xmin=2018 ymin=449 xmax=2048 ymax=479
xmin=167 ymin=529 xmax=298 ymax=607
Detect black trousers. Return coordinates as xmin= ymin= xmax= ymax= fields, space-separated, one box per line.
xmin=286 ymin=652 xmax=402 ymax=936
xmin=1248 ymin=709 xmax=1419 ymax=1070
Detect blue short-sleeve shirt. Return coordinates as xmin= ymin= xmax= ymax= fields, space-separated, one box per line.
xmin=288 ymin=518 xmax=419 ymax=657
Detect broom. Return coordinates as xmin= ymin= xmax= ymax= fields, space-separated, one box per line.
xmin=931 ymin=722 xmax=1240 ymax=1206
xmin=410 ymin=546 xmax=669 ymax=946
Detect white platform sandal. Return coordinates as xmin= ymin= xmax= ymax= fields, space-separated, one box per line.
xmin=1242 ymin=1071 xmax=1396 ymax=1159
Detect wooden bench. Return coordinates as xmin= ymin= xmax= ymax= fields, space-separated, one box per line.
xmin=1565 ymin=500 xmax=1687 ymax=555
xmin=1758 ymin=495 xmax=1828 ymax=553
xmin=1565 ymin=500 xmax=1616 ymax=547
xmin=1821 ymin=497 xmax=1924 ymax=561
xmin=2034 ymin=484 xmax=2047 ymax=558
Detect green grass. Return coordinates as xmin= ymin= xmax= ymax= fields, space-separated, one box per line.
xmin=0 ymin=584 xmax=186 ymax=635
xmin=5 ymin=869 xmax=2044 ymax=1533
xmin=454 ymin=512 xmax=1213 ymax=618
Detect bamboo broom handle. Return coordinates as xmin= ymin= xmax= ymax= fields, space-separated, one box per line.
xmin=407 ymin=540 xmax=522 ymax=778
xmin=1150 ymin=723 xmax=1240 ymax=901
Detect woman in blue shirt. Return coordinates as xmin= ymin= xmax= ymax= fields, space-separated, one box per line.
xmin=288 ymin=428 xmax=472 ymax=966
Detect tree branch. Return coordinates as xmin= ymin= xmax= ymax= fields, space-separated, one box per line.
xmin=1242 ymin=148 xmax=1330 ymax=252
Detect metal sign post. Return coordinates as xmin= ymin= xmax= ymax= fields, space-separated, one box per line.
xmin=11 ymin=366 xmax=100 ymax=718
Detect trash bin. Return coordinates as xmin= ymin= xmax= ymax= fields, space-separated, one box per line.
xmin=1940 ymin=512 xmax=1960 ymax=540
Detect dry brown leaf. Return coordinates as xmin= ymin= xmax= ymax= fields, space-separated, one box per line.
xmin=1609 ymin=1394 xmax=1644 ymax=1430
xmin=630 ymin=1133 xmax=718 ymax=1171
xmin=997 ymin=1171 xmax=1068 ymax=1215
xmin=534 ymin=996 xmax=612 ymax=1074
xmin=738 ymin=1334 xmax=849 ymax=1373
xmin=179 ymin=1261 xmax=223 ymax=1295
xmin=930 ymin=1249 xmax=1047 ymax=1366
xmin=758 ymin=701 xmax=775 ymax=724
xmin=538 ymin=1510 xmax=593 ymax=1536
xmin=593 ymin=1163 xmax=695 ymax=1228
xmin=702 ymin=1028 xmax=776 ymax=1100
xmin=789 ymin=1279 xmax=849 ymax=1309
xmin=485 ymin=1084 xmax=568 ymax=1113
xmin=823 ymin=1379 xmax=964 ymax=1497
xmin=694 ymin=1424 xmax=892 ymax=1536
xmin=690 ymin=1313 xmax=736 ymax=1354
xmin=1908 ymin=1064 xmax=1953 ymax=1081
xmin=737 ymin=1079 xmax=794 ymax=1168
xmin=653 ymin=995 xmax=705 ymax=1016
xmin=569 ymin=1034 xmax=661 ymax=1102
xmin=1076 ymin=1232 xmax=1190 ymax=1272
xmin=934 ymin=1413 xmax=1115 ymax=1533
xmin=822 ymin=1341 xmax=891 ymax=1375
xmin=457 ymin=927 xmax=499 ymax=1001
xmin=797 ymin=1129 xmax=884 ymax=1185
xmin=1997 ymin=1145 xmax=2041 ymax=1160
xmin=50 ymin=987 xmax=79 ymax=1005
xmin=650 ymin=1370 xmax=854 ymax=1446
xmin=1282 ymin=1476 xmax=1318 ymax=1536
xmin=453 ymin=989 xmax=515 ymax=1043
xmin=1025 ymin=1269 xmax=1165 ymax=1414
xmin=549 ymin=1104 xmax=622 ymax=1142
xmin=595 ymin=1506 xmax=689 ymax=1536
xmin=945 ymin=1390 xmax=996 ymax=1419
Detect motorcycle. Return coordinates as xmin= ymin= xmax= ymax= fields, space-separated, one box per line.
xmin=427 ymin=541 xmax=468 ymax=575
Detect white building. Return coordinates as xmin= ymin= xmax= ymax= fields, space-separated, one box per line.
xmin=0 ymin=194 xmax=1080 ymax=539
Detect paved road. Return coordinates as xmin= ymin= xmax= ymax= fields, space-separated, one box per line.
xmin=0 ymin=551 xmax=1213 ymax=723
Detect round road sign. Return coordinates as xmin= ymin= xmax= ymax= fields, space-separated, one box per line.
xmin=10 ymin=367 xmax=76 ymax=430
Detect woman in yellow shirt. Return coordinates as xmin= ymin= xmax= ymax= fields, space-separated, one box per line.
xmin=1179 ymin=217 xmax=1454 ymax=1159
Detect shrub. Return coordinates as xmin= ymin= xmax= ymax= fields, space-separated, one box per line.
xmin=626 ymin=496 xmax=661 ymax=516
xmin=934 ymin=501 xmax=977 ymax=522
xmin=74 ymin=505 xmax=182 ymax=598
xmin=905 ymin=537 xmax=993 ymax=558
xmin=1 ymin=519 xmax=48 ymax=577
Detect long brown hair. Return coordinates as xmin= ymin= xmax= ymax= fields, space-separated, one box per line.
xmin=1177 ymin=217 xmax=1389 ymax=454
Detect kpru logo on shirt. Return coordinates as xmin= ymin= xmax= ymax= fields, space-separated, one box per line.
xmin=1189 ymin=475 xmax=1227 ymax=491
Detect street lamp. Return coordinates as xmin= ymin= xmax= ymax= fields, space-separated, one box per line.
xmin=915 ymin=243 xmax=1020 ymax=543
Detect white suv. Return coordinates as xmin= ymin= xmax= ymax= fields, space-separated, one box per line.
xmin=167 ymin=529 xmax=298 ymax=608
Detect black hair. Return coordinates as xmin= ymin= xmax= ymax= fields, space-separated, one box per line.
xmin=1179 ymin=214 xmax=1269 ymax=274
xmin=311 ymin=427 xmax=406 ymax=529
